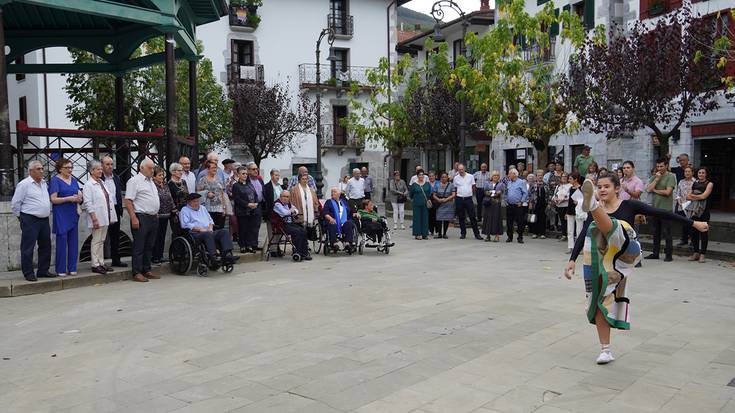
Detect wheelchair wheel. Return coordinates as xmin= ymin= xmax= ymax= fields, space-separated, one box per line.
xmin=358 ymin=239 xmax=364 ymax=255
xmin=169 ymin=237 xmax=193 ymax=275
xmin=384 ymin=245 xmax=390 ymax=255
xmin=312 ymin=224 xmax=324 ymax=254
xmin=292 ymin=253 xmax=302 ymax=262
xmin=197 ymin=262 xmax=208 ymax=277
xmin=222 ymin=263 xmax=234 ymax=273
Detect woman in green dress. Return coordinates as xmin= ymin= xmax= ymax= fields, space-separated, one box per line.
xmin=409 ymin=169 xmax=432 ymax=240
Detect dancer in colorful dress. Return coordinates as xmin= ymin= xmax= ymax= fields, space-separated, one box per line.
xmin=564 ymin=173 xmax=709 ymax=364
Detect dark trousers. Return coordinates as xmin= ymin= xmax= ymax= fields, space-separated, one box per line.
xmin=676 ymin=210 xmax=689 ymax=243
xmin=109 ymin=206 xmax=123 ymax=264
xmin=152 ymin=216 xmax=171 ymax=261
xmin=131 ymin=213 xmax=158 ymax=275
xmin=651 ymin=216 xmax=672 ymax=258
xmin=284 ymin=223 xmax=308 ymax=256
xmin=428 ymin=206 xmax=437 ymax=235
xmin=347 ymin=198 xmax=363 ymax=213
xmin=506 ymin=205 xmax=526 ymax=241
xmin=362 ymin=220 xmax=386 ymax=243
xmin=326 ymin=220 xmax=356 ymax=245
xmin=364 ymin=191 xmax=372 ymax=200
xmin=20 ymin=213 xmax=51 ymax=278
xmin=555 ymin=207 xmax=567 ymax=235
xmin=238 ymin=210 xmax=262 ymax=249
xmin=191 ymin=229 xmax=234 ymax=258
xmin=209 ymin=212 xmax=225 ymax=230
xmin=531 ymin=205 xmax=547 ymax=236
xmin=456 ymin=196 xmax=480 ymax=237
xmin=692 ymin=214 xmax=709 ymax=254
xmin=438 ymin=221 xmax=450 ymax=237
xmin=475 ymin=188 xmax=484 ymax=221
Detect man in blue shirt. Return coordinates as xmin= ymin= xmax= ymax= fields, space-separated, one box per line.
xmin=505 ymin=168 xmax=529 ymax=244
xmin=179 ymin=193 xmax=238 ymax=266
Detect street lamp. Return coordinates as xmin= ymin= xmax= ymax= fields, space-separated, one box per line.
xmin=315 ymin=27 xmax=337 ymax=199
xmin=431 ymin=0 xmax=470 ymax=165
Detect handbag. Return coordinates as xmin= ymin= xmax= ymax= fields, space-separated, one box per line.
xmin=419 ymin=184 xmax=432 ymax=208
xmin=397 ymin=193 xmax=407 ymax=203
xmin=527 ymin=213 xmax=537 ymax=223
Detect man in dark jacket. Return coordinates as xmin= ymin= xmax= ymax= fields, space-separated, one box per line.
xmin=101 ymin=156 xmax=126 ymax=267
xmin=232 ymin=163 xmax=264 ymax=253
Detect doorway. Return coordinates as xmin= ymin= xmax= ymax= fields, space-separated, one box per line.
xmin=699 ymin=137 xmax=735 ymax=211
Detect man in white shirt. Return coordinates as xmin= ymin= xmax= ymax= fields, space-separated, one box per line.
xmin=124 ymin=159 xmax=161 ymax=283
xmin=409 ymin=165 xmax=424 ymax=185
xmin=101 ymin=156 xmax=126 ymax=268
xmin=11 ymin=160 xmax=54 ymax=281
xmin=453 ymin=164 xmax=482 ymax=240
xmin=345 ymin=168 xmax=365 ymax=212
xmin=179 ymin=156 xmax=197 ymax=193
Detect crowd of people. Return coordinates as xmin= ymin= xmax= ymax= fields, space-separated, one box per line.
xmin=385 ymin=148 xmax=714 ymax=267
xmin=10 ymin=154 xmax=389 ymax=280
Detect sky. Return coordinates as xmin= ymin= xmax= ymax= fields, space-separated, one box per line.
xmin=401 ymin=0 xmax=491 ymax=21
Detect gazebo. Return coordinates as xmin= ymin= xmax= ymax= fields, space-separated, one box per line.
xmin=0 ymin=0 xmax=228 ymax=194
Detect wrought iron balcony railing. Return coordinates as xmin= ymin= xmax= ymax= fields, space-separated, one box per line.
xmin=227 ymin=63 xmax=264 ymax=84
xmin=321 ymin=124 xmax=361 ymax=148
xmin=327 ymin=13 xmax=354 ymax=36
xmin=520 ymin=39 xmax=556 ymax=66
xmin=298 ymin=64 xmax=375 ymax=90
xmin=228 ymin=6 xmax=258 ymax=29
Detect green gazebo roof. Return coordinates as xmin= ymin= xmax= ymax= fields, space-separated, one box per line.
xmin=2 ymin=0 xmax=228 ymax=74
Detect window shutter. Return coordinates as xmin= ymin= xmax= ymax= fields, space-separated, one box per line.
xmin=231 ymin=39 xmax=239 ymax=65
xmin=584 ymin=0 xmax=595 ymax=30
xmin=640 ymin=0 xmax=649 ymax=19
xmin=550 ymin=8 xmax=560 ymax=37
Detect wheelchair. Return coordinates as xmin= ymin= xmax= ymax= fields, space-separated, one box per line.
xmin=266 ymin=213 xmax=307 ymax=262
xmin=168 ymin=229 xmax=235 ymax=276
xmin=355 ymin=215 xmax=393 ymax=255
xmin=320 ymin=218 xmax=359 ymax=256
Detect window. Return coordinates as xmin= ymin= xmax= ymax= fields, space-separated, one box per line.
xmin=452 ymin=39 xmax=465 ymax=66
xmin=330 ymin=48 xmax=349 ymax=80
xmin=572 ymin=0 xmax=595 ymax=31
xmin=332 ymin=105 xmax=348 ymax=145
xmin=702 ymin=10 xmax=735 ymax=83
xmin=329 ymin=0 xmax=351 ymax=35
xmin=232 ymin=40 xmax=254 ymax=66
xmin=640 ymin=0 xmax=683 ymax=20
xmin=15 ymin=56 xmax=25 ymax=82
xmin=19 ymin=97 xmax=27 ymax=122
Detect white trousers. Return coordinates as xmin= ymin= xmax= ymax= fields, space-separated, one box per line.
xmin=393 ymin=202 xmax=405 ymax=226
xmin=90 ymin=226 xmax=108 ymax=267
xmin=566 ymin=214 xmax=586 ymax=250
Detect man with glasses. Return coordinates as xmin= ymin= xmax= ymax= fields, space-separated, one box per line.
xmin=101 ymin=156 xmax=126 ymax=268
xmin=12 ymin=160 xmax=55 ymax=281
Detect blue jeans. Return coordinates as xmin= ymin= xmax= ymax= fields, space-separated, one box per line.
xmin=20 ymin=213 xmax=51 ymax=278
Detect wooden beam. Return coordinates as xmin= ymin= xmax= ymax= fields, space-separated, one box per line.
xmin=15 ymin=0 xmax=178 ymax=26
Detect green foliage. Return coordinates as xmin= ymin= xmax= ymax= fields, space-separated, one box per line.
xmin=64 ymin=38 xmax=232 ymax=150
xmin=452 ymin=0 xmax=586 ymax=161
xmin=344 ymin=54 xmax=419 ymax=157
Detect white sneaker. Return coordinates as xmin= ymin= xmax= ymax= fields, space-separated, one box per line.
xmin=596 ymin=350 xmax=615 ymax=365
xmin=401 ymin=224 xmax=406 ymax=230
xmin=58 ymin=273 xmax=67 ymax=277
xmin=393 ymin=225 xmax=398 ymax=230
xmin=581 ymin=179 xmax=598 ymax=212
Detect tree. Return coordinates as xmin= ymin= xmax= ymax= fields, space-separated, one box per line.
xmin=710 ymin=9 xmax=735 ymax=104
xmin=344 ymin=55 xmax=418 ymax=163
xmin=453 ymin=0 xmax=586 ymax=167
xmin=562 ymin=6 xmax=724 ymax=157
xmin=65 ymin=38 xmax=232 ymax=150
xmin=229 ymin=82 xmax=315 ymax=165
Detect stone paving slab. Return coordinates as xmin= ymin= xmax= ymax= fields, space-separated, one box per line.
xmin=0 ymin=229 xmax=734 ymax=412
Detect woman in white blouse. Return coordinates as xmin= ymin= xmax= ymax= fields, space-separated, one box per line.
xmin=83 ymin=161 xmax=117 ymax=274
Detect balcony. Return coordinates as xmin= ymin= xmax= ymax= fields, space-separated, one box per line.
xmin=321 ymin=124 xmax=362 ymax=153
xmin=227 ymin=63 xmax=264 ymax=84
xmin=298 ymin=64 xmax=375 ymax=91
xmin=228 ymin=6 xmax=260 ymax=31
xmin=327 ymin=13 xmax=354 ymax=37
xmin=520 ymin=39 xmax=556 ymax=66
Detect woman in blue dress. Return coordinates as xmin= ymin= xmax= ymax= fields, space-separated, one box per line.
xmin=49 ymin=158 xmax=82 ymax=276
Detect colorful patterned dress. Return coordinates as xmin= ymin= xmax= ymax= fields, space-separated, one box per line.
xmin=582 ymin=218 xmax=641 ymax=330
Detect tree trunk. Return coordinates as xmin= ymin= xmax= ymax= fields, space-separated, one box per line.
xmin=657 ymin=135 xmax=670 ymax=162
xmin=536 ymin=139 xmax=550 ymax=171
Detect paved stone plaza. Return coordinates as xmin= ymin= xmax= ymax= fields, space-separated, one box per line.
xmin=1 ymin=229 xmax=734 ymax=413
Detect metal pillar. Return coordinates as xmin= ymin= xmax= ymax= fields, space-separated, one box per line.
xmin=314 ymin=28 xmax=336 ymax=199
xmin=189 ymin=59 xmax=198 ymax=157
xmin=0 ymin=7 xmax=14 ymax=195
xmin=458 ymin=20 xmax=469 ymax=165
xmin=114 ymin=75 xmax=131 ymax=181
xmin=165 ymin=33 xmax=177 ymax=170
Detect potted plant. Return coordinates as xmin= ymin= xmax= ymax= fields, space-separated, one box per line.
xmin=246 ymin=13 xmax=261 ymax=29
xmin=246 ymin=0 xmax=262 ymax=15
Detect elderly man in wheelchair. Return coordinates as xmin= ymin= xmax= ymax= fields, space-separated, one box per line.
xmin=322 ymin=187 xmax=359 ymax=254
xmin=178 ymin=193 xmax=239 ymax=271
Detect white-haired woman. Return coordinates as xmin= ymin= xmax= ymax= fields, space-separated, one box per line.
xmin=83 ymin=160 xmax=117 ymax=274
